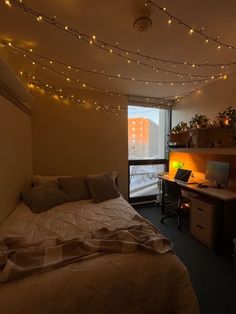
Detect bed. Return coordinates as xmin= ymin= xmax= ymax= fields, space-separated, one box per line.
xmin=0 ymin=194 xmax=199 ymax=314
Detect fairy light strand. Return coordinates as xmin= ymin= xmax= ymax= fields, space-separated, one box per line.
xmin=2 ymin=42 xmax=212 ymax=99
xmin=26 ymin=76 xmax=175 ymax=114
xmin=3 ymin=41 xmax=223 ymax=85
xmin=26 ymin=81 xmax=125 ymax=115
xmin=4 ymin=0 xmax=235 ymax=73
xmin=26 ymin=77 xmax=205 ymax=116
xmin=147 ymin=0 xmax=236 ymax=51
xmin=24 ymin=70 xmax=208 ymax=106
xmin=29 ymin=77 xmax=203 ymax=109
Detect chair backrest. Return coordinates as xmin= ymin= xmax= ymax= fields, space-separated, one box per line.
xmin=164 ymin=180 xmax=182 ymax=199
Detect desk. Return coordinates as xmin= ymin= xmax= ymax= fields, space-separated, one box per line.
xmin=158 ymin=174 xmax=236 ymax=250
xmin=158 ymin=174 xmax=236 ymax=201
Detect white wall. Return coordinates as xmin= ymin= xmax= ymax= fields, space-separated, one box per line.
xmin=0 ymin=94 xmax=32 ymax=224
xmin=172 ymin=72 xmax=236 ymax=126
xmin=31 ymin=90 xmax=129 ymax=198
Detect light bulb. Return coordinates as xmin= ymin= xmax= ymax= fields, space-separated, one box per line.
xmin=5 ymin=0 xmax=11 ymax=7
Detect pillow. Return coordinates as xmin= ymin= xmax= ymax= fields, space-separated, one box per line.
xmin=86 ymin=172 xmax=120 ymax=203
xmin=58 ymin=176 xmax=91 ymax=201
xmin=32 ymin=175 xmax=59 ymax=186
xmin=23 ymin=182 xmax=70 ymax=213
xmin=32 ymin=175 xmax=74 ymax=187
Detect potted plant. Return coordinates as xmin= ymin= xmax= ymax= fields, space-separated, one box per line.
xmin=169 ymin=122 xmax=189 ymax=148
xmin=170 ymin=121 xmax=189 ymax=134
xmin=215 ymin=106 xmax=236 ymax=128
xmin=189 ymin=114 xmax=209 ymax=129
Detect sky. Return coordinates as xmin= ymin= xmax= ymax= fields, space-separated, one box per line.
xmin=128 ymin=105 xmax=159 ymax=125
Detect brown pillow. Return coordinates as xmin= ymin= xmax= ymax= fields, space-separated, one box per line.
xmin=32 ymin=175 xmax=59 ymax=186
xmin=86 ymin=172 xmax=120 ymax=203
xmin=58 ymin=176 xmax=91 ymax=201
xmin=23 ymin=182 xmax=70 ymax=213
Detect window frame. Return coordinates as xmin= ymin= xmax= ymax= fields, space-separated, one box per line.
xmin=128 ymin=107 xmax=172 ymax=204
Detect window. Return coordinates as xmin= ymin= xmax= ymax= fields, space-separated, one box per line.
xmin=128 ymin=105 xmax=170 ymax=202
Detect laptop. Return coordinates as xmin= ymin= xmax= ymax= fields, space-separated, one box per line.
xmin=174 ymin=169 xmax=192 ymax=183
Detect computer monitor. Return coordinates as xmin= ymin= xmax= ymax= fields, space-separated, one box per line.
xmin=174 ymin=168 xmax=192 ymax=183
xmin=205 ymin=161 xmax=230 ymax=188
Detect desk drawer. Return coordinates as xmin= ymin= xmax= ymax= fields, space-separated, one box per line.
xmin=191 ymin=212 xmax=214 ymax=248
xmin=191 ymin=199 xmax=214 ymax=220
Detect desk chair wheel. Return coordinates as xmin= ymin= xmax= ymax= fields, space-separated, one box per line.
xmin=161 ymin=213 xmax=182 ymax=229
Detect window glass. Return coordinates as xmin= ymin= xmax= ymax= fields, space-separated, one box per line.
xmin=128 ymin=106 xmax=168 ymax=160
xmin=129 ymin=164 xmax=165 ymax=198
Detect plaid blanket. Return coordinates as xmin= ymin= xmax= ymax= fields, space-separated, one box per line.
xmin=0 ymin=215 xmax=172 ymax=283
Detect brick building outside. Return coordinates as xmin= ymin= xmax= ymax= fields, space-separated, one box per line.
xmin=128 ymin=117 xmax=159 ymax=159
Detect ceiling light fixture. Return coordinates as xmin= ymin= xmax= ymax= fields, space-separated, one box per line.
xmin=133 ymin=16 xmax=152 ymax=33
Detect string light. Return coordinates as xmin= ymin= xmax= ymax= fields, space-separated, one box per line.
xmin=24 ymin=67 xmax=209 ymax=109
xmin=22 ymin=69 xmax=191 ymax=104
xmin=5 ymin=0 xmax=11 ymax=7
xmin=5 ymin=0 xmax=236 ymax=70
xmin=4 ymin=41 xmax=226 ymax=86
xmin=37 ymin=15 xmax=42 ymax=22
xmin=148 ymin=0 xmax=236 ymax=51
xmin=1 ymin=5 xmax=230 ymax=103
xmin=27 ymin=81 xmax=125 ymax=115
xmin=26 ymin=77 xmax=174 ymax=115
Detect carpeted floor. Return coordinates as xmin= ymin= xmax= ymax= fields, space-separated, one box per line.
xmin=134 ymin=204 xmax=236 ymax=314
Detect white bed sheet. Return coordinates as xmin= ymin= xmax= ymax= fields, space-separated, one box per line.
xmin=0 ymin=196 xmax=199 ymax=314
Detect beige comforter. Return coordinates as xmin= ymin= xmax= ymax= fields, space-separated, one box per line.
xmin=0 ymin=196 xmax=199 ymax=314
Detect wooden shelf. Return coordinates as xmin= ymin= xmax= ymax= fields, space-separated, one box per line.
xmin=170 ymin=148 xmax=236 ymax=155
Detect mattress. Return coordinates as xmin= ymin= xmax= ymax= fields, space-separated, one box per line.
xmin=0 ymin=196 xmax=199 ymax=314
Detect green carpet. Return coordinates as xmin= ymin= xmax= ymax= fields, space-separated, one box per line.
xmin=134 ymin=204 xmax=236 ymax=314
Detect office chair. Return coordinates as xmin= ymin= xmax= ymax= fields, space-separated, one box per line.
xmin=160 ymin=180 xmax=190 ymax=230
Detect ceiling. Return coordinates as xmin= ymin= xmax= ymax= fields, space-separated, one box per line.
xmin=0 ymin=0 xmax=236 ymax=101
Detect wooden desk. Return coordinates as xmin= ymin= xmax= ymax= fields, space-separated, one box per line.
xmin=158 ymin=174 xmax=236 ymax=250
xmin=158 ymin=174 xmax=236 ymax=201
